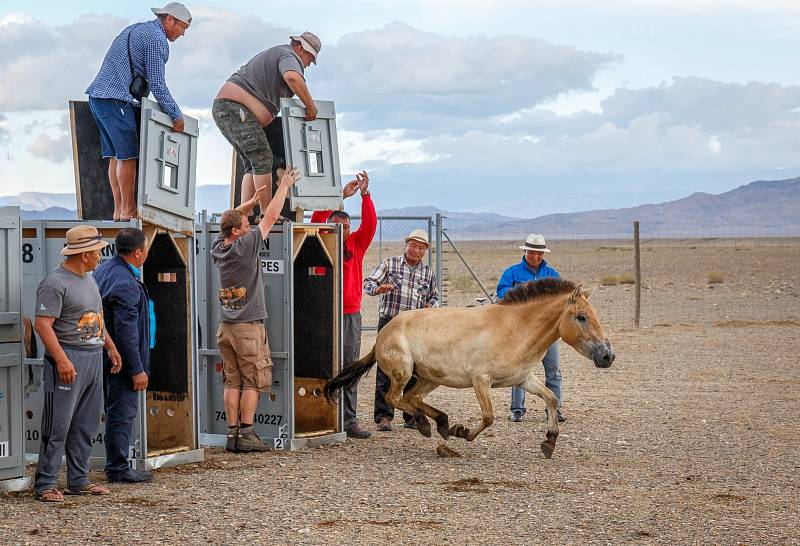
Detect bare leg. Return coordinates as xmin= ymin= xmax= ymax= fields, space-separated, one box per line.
xmin=240 ymin=173 xmax=255 ymax=207
xmin=117 ymin=158 xmax=138 ymax=219
xmin=519 ymin=373 xmax=559 ymax=458
xmin=223 ymin=388 xmax=241 ymax=427
xmin=401 ymin=379 xmax=449 ymax=439
xmin=108 ymin=159 xmax=122 ymax=220
xmin=238 ymin=390 xmax=260 ymax=424
xmin=449 ymin=374 xmax=495 ymax=442
xmin=252 ymin=173 xmax=273 ymax=212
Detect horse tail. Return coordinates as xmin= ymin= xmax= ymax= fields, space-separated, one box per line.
xmin=324 ymin=344 xmax=377 ymax=404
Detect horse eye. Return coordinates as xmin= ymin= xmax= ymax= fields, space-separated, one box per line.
xmin=576 ymin=314 xmax=587 ymax=322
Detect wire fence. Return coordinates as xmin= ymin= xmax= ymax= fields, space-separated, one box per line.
xmin=434 ymin=216 xmax=800 ymax=331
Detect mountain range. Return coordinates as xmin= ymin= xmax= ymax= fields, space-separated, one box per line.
xmin=2 ymin=176 xmax=798 ymax=238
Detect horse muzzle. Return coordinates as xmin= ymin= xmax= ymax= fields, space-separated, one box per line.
xmin=591 ymin=340 xmax=615 ymax=368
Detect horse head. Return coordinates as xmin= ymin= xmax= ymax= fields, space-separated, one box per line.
xmin=558 ymin=285 xmax=615 ymax=368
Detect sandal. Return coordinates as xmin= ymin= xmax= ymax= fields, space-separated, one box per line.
xmin=64 ymin=483 xmax=110 ymax=496
xmin=35 ymin=488 xmax=64 ymax=502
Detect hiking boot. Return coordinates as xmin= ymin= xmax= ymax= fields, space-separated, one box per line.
xmin=509 ymin=410 xmax=524 ymax=423
xmin=107 ymin=469 xmax=154 ymax=484
xmin=225 ymin=426 xmax=239 ymax=452
xmin=345 ymin=423 xmax=372 ymax=439
xmin=236 ymin=426 xmax=270 ymax=452
xmin=375 ymin=417 xmax=393 ymax=432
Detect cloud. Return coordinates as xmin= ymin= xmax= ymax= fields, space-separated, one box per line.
xmin=315 ymin=22 xmax=619 ymax=128
xmin=27 ymin=133 xmax=71 ymax=163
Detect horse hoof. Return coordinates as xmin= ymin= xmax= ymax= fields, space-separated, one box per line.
xmin=435 ymin=415 xmax=450 ymax=440
xmin=540 ymin=440 xmax=556 ymax=459
xmin=448 ymin=424 xmax=468 ymax=439
xmin=436 ymin=442 xmax=462 ymax=458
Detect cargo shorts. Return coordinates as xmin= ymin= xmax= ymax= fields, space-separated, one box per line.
xmin=216 ymin=321 xmax=273 ymax=392
xmin=212 ymin=98 xmax=273 ymax=176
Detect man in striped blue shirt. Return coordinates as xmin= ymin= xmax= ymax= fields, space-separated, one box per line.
xmin=86 ymin=3 xmax=191 ymax=221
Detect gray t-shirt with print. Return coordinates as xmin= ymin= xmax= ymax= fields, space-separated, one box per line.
xmin=35 ymin=265 xmax=106 ymax=351
xmin=227 ymin=44 xmax=305 ymax=115
xmin=210 ymin=228 xmax=267 ymax=323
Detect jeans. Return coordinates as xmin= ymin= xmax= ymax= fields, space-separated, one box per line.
xmin=511 ymin=341 xmax=561 ymax=415
xmin=104 ymin=371 xmax=142 ymax=477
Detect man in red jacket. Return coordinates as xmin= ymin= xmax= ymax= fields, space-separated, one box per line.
xmin=310 ymin=171 xmax=375 ymax=439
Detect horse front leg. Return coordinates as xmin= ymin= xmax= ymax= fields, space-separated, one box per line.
xmin=520 ymin=373 xmax=559 ymax=458
xmin=449 ymin=374 xmax=494 ymax=441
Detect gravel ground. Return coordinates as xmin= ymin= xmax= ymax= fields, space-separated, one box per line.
xmin=2 ymin=239 xmax=798 ymax=545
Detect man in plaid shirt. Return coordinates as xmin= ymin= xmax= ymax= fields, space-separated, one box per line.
xmin=364 ymin=229 xmax=439 ymax=431
xmin=86 ymin=3 xmax=191 ymax=221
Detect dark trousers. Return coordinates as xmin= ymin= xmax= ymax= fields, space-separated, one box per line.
xmin=104 ymin=371 xmax=141 ymax=476
xmin=373 ymin=315 xmax=417 ymax=424
xmin=342 ymin=312 xmax=362 ymax=428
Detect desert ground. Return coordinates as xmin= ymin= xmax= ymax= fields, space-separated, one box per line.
xmin=2 ymin=237 xmax=799 ymax=545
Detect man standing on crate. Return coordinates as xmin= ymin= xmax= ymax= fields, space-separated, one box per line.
xmin=94 ymin=228 xmax=156 ymax=484
xmin=310 ymin=171 xmax=375 ymax=439
xmin=496 ymin=233 xmax=566 ymax=424
xmin=85 ymin=3 xmax=192 ymax=221
xmin=33 ymin=226 xmax=123 ymax=502
xmin=213 ymin=31 xmax=321 ymax=214
xmin=211 ymin=167 xmax=301 ymax=452
xmin=364 ymin=229 xmax=439 ymax=432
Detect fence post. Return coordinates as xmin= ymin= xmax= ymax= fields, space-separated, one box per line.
xmin=634 ymin=220 xmax=641 ymax=327
xmin=435 ymin=213 xmax=443 ymax=304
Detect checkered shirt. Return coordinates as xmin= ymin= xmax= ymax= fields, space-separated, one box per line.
xmin=86 ymin=19 xmax=181 ymax=121
xmin=364 ymin=255 xmax=440 ymax=319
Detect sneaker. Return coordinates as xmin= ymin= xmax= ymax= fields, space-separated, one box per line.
xmin=236 ymin=426 xmax=270 ymax=452
xmin=509 ymin=411 xmax=524 ymax=423
xmin=225 ymin=426 xmax=239 ymax=452
xmin=375 ymin=417 xmax=393 ymax=432
xmin=345 ymin=423 xmax=372 ymax=439
xmin=107 ymin=469 xmax=154 ymax=484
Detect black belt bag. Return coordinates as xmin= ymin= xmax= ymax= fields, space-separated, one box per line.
xmin=127 ymin=28 xmax=150 ymax=100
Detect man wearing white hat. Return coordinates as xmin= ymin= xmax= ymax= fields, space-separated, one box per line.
xmin=364 ymin=229 xmax=440 ymax=431
xmin=33 ymin=226 xmax=123 ymax=502
xmin=86 ymin=3 xmax=192 ymax=221
xmin=213 ymin=31 xmax=322 ymax=214
xmin=496 ymin=234 xmax=565 ymax=423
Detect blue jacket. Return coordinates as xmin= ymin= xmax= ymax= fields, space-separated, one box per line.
xmin=496 ymin=257 xmax=560 ymax=300
xmin=94 ymin=255 xmax=151 ymax=376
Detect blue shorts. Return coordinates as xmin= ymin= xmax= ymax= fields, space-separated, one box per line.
xmin=87 ymin=97 xmax=139 ymax=160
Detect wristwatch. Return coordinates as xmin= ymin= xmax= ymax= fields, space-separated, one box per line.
xmin=361 ymin=191 xmax=370 ymax=196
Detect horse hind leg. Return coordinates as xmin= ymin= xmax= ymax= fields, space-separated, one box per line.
xmin=384 ymin=366 xmax=429 ymax=434
xmin=520 ymin=373 xmax=559 ymax=459
xmin=401 ymin=378 xmax=449 ymax=439
xmin=449 ymin=374 xmax=495 ymax=442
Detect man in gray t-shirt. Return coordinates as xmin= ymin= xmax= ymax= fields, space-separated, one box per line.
xmin=212 ymin=31 xmax=321 ymax=213
xmin=33 ymin=225 xmax=122 ymax=502
xmin=211 ymin=167 xmax=299 ymax=453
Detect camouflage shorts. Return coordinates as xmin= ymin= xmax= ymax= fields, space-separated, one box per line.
xmin=212 ymin=98 xmax=273 ymax=175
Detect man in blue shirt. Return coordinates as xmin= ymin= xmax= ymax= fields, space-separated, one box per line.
xmin=496 ymin=233 xmax=566 ymax=423
xmin=86 ymin=3 xmax=191 ymax=221
xmin=94 ymin=228 xmax=155 ymax=483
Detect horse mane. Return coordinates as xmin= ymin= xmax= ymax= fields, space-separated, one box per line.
xmin=498 ymin=278 xmax=578 ymax=306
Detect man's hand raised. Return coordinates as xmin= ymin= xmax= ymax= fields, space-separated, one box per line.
xmin=342 ymin=179 xmax=360 ymax=199
xmin=280 ymin=166 xmax=301 ymax=188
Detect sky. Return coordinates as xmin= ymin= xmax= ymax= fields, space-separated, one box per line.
xmin=1 ymin=0 xmax=800 ymax=217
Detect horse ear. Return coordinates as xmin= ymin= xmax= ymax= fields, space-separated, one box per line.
xmin=569 ymin=284 xmax=583 ymax=303
xmin=583 ymin=285 xmax=597 ymax=300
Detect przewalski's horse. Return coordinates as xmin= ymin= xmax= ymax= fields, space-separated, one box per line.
xmin=324 ymin=278 xmax=615 ymax=458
